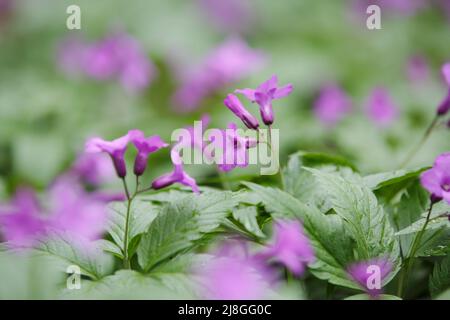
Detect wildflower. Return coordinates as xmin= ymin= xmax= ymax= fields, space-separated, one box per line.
xmin=235 ymin=75 xmax=293 ymax=125
xmin=85 ymin=133 xmax=131 ymax=178
xmin=212 ymin=123 xmax=257 ymax=172
xmin=313 ymin=84 xmax=352 ymax=127
xmin=436 ymin=62 xmax=450 ymax=116
xmin=172 ymin=38 xmax=265 ymax=112
xmin=366 ymin=87 xmax=398 ymax=127
xmin=0 ymin=189 xmax=47 ymax=247
xmin=71 ymin=152 xmax=115 ymax=186
xmin=48 ymin=176 xmax=108 ymax=241
xmin=224 ymin=94 xmax=259 ymax=130
xmin=0 ymin=177 xmax=110 ymax=246
xmin=420 ymin=152 xmax=450 ymax=203
xmin=199 ymin=242 xmax=271 ymax=300
xmin=128 ymin=130 xmax=168 ymax=176
xmin=151 ymin=148 xmax=199 ymax=193
xmin=58 ymin=32 xmax=156 ymax=93
xmin=258 ymin=220 xmax=314 ymax=276
xmin=347 ymin=258 xmax=392 ymax=297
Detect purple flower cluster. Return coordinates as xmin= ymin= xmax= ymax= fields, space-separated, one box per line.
xmin=199 ymin=220 xmax=315 ymax=299
xmin=57 ymin=31 xmax=156 ymax=93
xmin=0 ymin=176 xmax=113 ymax=247
xmin=172 ymin=38 xmax=265 ymax=112
xmin=420 ymin=152 xmax=450 ymax=203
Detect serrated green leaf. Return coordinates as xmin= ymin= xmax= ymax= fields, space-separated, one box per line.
xmin=137 ymin=191 xmax=236 ymax=272
xmin=34 ymin=232 xmax=114 ymax=280
xmin=107 ymin=198 xmax=158 ymax=257
xmin=242 ymin=182 xmax=358 ymax=290
xmin=429 ymin=252 xmax=450 ymax=297
xmin=308 ymin=169 xmax=400 ymax=270
xmin=281 ymin=151 xmax=357 ymax=212
xmin=232 ymin=206 xmax=266 ymax=239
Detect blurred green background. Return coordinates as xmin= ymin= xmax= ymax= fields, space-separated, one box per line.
xmin=0 ymin=0 xmax=449 ymax=197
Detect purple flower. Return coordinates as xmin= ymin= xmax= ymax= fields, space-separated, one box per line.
xmin=420 ymin=152 xmax=450 ymax=203
xmin=211 ymin=122 xmax=257 ymax=172
xmin=236 ymin=75 xmax=293 ymax=126
xmin=0 ymin=178 xmax=110 ymax=246
xmin=47 ymin=176 xmax=108 ymax=241
xmin=258 ymin=220 xmax=314 ymax=276
xmin=172 ymin=38 xmax=265 ymax=112
xmin=198 ymin=0 xmax=253 ymax=34
xmin=58 ymin=32 xmax=156 ymax=93
xmin=85 ymin=133 xmax=131 ymax=178
xmin=199 ymin=242 xmax=271 ymax=300
xmin=437 ymin=62 xmax=450 ymax=116
xmin=0 ymin=189 xmax=47 ymax=247
xmin=347 ymin=258 xmax=392 ymax=297
xmin=71 ymin=152 xmax=116 ymax=186
xmin=407 ymin=55 xmax=429 ymax=84
xmin=224 ymin=94 xmax=259 ymax=130
xmin=313 ymin=84 xmax=352 ymax=127
xmin=128 ymin=130 xmax=168 ymax=176
xmin=151 ymin=148 xmax=199 ymax=194
xmin=366 ymin=87 xmax=398 ymax=127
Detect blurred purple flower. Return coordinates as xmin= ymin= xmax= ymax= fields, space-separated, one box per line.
xmin=407 ymin=55 xmax=429 ymax=84
xmin=236 ymin=75 xmax=293 ymax=126
xmin=314 ymin=84 xmax=352 ymax=127
xmin=128 ymin=130 xmax=168 ymax=176
xmin=198 ymin=0 xmax=253 ymax=34
xmin=173 ymin=38 xmax=266 ymax=112
xmin=366 ymin=87 xmax=398 ymax=127
xmin=48 ymin=176 xmax=108 ymax=241
xmin=151 ymin=148 xmax=200 ymax=193
xmin=0 ymin=189 xmax=47 ymax=247
xmin=420 ymin=152 xmax=450 ymax=203
xmin=200 ymin=243 xmax=271 ymax=300
xmin=258 ymin=220 xmax=314 ymax=276
xmin=58 ymin=32 xmax=156 ymax=93
xmin=347 ymin=258 xmax=392 ymax=297
xmin=0 ymin=178 xmax=111 ymax=246
xmin=71 ymin=152 xmax=116 ymax=186
xmin=85 ymin=133 xmax=131 ymax=178
xmin=437 ymin=62 xmax=450 ymax=116
xmin=224 ymin=94 xmax=259 ymax=130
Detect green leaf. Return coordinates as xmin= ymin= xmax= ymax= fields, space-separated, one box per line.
xmin=0 ymin=252 xmax=65 ymax=299
xmin=429 ymin=252 xmax=450 ymax=297
xmin=34 ymin=232 xmax=114 ymax=280
xmin=308 ymin=169 xmax=400 ymax=269
xmin=107 ymin=198 xmax=158 ymax=258
xmin=242 ymin=182 xmax=358 ymax=290
xmin=436 ymin=289 xmax=450 ymax=300
xmin=61 ymin=270 xmax=197 ymax=299
xmin=395 ymin=202 xmax=449 ymax=237
xmin=137 ymin=191 xmax=236 ymax=272
xmin=281 ymin=151 xmax=357 ymax=212
xmin=363 ymin=167 xmax=427 ymax=203
xmin=231 ymin=206 xmax=266 ymax=239
xmin=96 ymin=239 xmax=123 ymax=259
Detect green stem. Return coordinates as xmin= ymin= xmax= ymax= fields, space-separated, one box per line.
xmin=399 ymin=116 xmax=439 ymax=169
xmin=397 ymin=202 xmax=434 ymax=297
xmin=121 ymin=176 xmax=139 ymax=269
